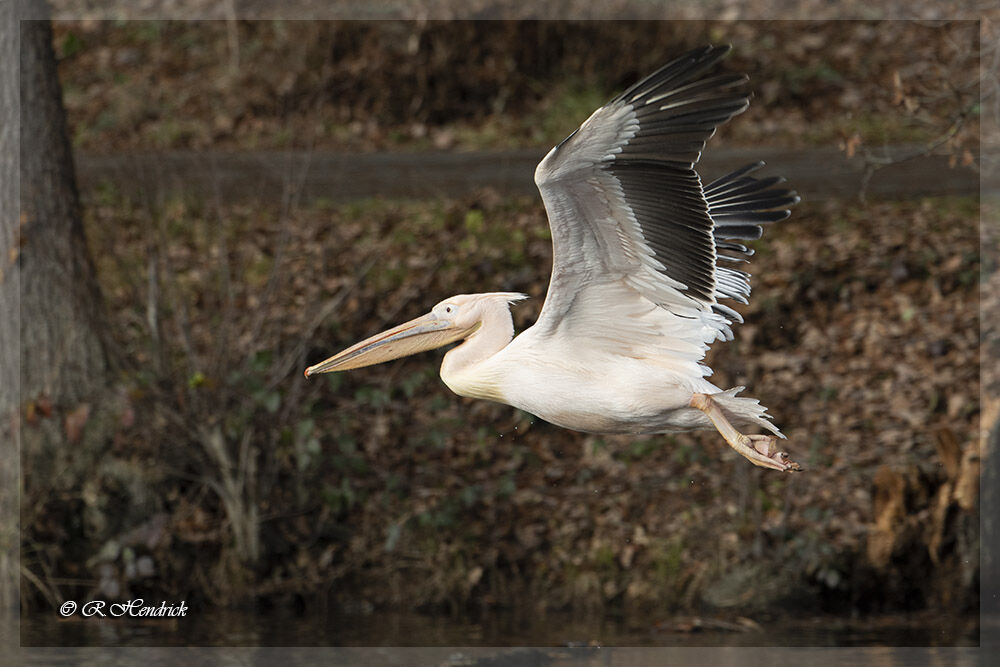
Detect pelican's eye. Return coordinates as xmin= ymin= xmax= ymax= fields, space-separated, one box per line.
xmin=444 ymin=305 xmax=454 ymax=314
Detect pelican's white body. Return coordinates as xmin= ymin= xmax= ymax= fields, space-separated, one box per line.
xmin=438 ymin=293 xmax=778 ymax=437
xmin=447 ymin=335 xmax=716 ymax=434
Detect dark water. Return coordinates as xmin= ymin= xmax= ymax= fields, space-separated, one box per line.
xmin=18 ymin=608 xmax=980 ymax=647
xmin=7 ymin=611 xmax=990 ymax=667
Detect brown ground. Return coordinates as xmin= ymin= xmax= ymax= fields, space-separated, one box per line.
xmin=53 ymin=20 xmax=979 ymax=156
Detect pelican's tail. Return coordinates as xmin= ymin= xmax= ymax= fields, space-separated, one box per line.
xmin=709 ymin=386 xmax=784 ymax=438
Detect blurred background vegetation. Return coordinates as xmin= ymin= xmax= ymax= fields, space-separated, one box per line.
xmin=13 ymin=12 xmax=988 ymax=645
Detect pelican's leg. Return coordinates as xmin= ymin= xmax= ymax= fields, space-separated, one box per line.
xmin=688 ymin=393 xmax=801 ymax=472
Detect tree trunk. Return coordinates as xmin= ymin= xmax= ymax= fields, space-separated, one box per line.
xmin=1 ymin=4 xmax=112 ymax=611
xmin=14 ymin=16 xmax=110 ymax=408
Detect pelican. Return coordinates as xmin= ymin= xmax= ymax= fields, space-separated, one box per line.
xmin=306 ymin=45 xmax=801 ymax=471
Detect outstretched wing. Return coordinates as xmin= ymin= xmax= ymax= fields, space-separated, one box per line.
xmin=530 ymin=45 xmax=794 ymax=375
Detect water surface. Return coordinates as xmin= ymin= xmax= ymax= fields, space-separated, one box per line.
xmin=20 ymin=608 xmax=979 ymax=647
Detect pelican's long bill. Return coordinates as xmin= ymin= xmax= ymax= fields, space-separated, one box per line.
xmin=304 ymin=312 xmax=477 ymax=377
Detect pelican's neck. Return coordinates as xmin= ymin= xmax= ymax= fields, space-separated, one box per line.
xmin=440 ymin=302 xmax=514 ymax=400
xmin=442 ymin=307 xmax=513 ymax=375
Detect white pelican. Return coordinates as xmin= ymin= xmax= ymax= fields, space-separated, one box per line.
xmin=306 ymin=45 xmax=800 ymax=471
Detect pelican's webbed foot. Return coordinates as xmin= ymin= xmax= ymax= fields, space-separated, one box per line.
xmin=689 ymin=393 xmax=801 ymax=472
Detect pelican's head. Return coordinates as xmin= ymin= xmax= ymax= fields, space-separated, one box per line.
xmin=304 ymin=292 xmax=527 ymax=377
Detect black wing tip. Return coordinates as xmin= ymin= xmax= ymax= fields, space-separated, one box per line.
xmin=723 ymin=161 xmax=767 ymax=180
xmin=614 ymin=44 xmax=739 ymax=105
xmin=678 ymin=43 xmax=732 ymax=62
xmin=705 ymin=163 xmax=801 ymax=211
xmin=668 ymin=42 xmax=737 ymax=78
xmin=693 ymin=44 xmax=736 ymax=72
xmin=698 ymin=43 xmax=733 ymax=59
